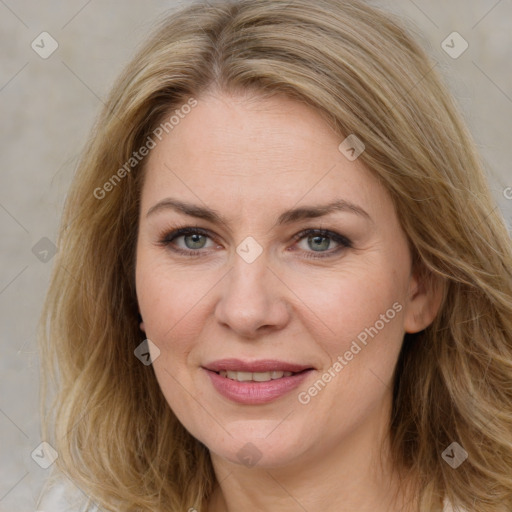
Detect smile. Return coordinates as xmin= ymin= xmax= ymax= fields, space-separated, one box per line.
xmin=202 ymin=360 xmax=314 ymax=404
xmin=216 ymin=370 xmax=295 ymax=381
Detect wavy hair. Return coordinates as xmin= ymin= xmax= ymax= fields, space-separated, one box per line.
xmin=39 ymin=0 xmax=512 ymax=510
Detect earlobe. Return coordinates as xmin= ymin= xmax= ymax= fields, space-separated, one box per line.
xmin=403 ymin=269 xmax=445 ymax=334
xmin=138 ymin=312 xmax=146 ymax=332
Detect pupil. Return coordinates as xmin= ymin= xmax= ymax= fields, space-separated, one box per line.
xmin=309 ymin=235 xmax=329 ymax=251
xmin=186 ymin=234 xmax=206 ymax=249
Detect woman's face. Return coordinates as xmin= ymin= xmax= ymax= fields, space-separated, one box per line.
xmin=135 ymin=91 xmax=436 ymax=469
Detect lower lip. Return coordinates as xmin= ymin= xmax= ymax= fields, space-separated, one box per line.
xmin=204 ymin=369 xmax=313 ymax=405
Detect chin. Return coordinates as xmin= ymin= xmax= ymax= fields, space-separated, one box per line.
xmin=198 ymin=425 xmax=311 ymax=469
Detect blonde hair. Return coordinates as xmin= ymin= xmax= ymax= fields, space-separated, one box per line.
xmin=39 ymin=0 xmax=512 ymax=510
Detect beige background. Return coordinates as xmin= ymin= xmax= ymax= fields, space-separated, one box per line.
xmin=1 ymin=0 xmax=511 ymax=509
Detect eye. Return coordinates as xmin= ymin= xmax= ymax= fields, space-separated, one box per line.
xmin=292 ymin=229 xmax=352 ymax=258
xmin=159 ymin=227 xmax=218 ymax=256
xmin=158 ymin=226 xmax=352 ymax=259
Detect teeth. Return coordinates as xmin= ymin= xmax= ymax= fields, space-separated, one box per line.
xmin=218 ymin=370 xmax=294 ymax=381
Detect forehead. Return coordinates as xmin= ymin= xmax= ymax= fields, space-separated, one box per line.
xmin=141 ymin=91 xmax=389 ymax=220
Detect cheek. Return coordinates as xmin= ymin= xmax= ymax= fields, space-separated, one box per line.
xmin=292 ymin=268 xmax=406 ymax=431
xmin=293 ymin=264 xmax=406 ymax=355
xmin=135 ymin=253 xmax=216 ymax=359
xmin=135 ymin=257 xmax=208 ymax=411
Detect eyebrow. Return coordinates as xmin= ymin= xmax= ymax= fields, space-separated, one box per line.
xmin=146 ymin=198 xmax=372 ymax=225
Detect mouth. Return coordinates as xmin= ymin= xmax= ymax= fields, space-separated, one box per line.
xmin=213 ymin=369 xmax=310 ymax=382
xmin=202 ymin=359 xmax=315 ymax=404
xmin=203 ymin=358 xmax=314 ymax=376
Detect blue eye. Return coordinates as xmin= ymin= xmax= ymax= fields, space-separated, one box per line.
xmin=160 ymin=227 xmax=215 ymax=255
xmin=159 ymin=227 xmax=352 ymax=259
xmin=292 ymin=229 xmax=352 ymax=258
xmin=178 ymin=232 xmax=209 ymax=250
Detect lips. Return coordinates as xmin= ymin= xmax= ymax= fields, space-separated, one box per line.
xmin=202 ymin=359 xmax=315 ymax=404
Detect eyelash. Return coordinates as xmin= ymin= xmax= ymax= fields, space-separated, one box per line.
xmin=157 ymin=226 xmax=353 ymax=259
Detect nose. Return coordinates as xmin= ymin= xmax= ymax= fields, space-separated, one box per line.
xmin=214 ymin=253 xmax=291 ymax=339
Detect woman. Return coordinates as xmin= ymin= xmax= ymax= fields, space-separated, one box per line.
xmin=38 ymin=0 xmax=512 ymax=510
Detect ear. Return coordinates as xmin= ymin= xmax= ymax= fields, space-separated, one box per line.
xmin=403 ymin=266 xmax=445 ymax=334
xmin=138 ymin=312 xmax=146 ymax=332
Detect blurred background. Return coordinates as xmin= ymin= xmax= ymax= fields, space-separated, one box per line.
xmin=1 ymin=0 xmax=511 ymax=509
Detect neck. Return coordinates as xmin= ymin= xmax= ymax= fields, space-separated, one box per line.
xmin=206 ymin=397 xmax=418 ymax=512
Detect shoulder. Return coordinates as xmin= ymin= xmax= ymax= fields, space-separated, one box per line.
xmin=36 ymin=473 xmax=97 ymax=512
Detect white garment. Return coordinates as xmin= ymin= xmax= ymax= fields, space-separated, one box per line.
xmin=37 ymin=476 xmax=462 ymax=512
xmin=443 ymin=498 xmax=468 ymax=512
xmin=36 ymin=475 xmax=96 ymax=512
xmin=443 ymin=497 xmax=456 ymax=512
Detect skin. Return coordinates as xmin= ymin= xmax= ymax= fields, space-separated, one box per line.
xmin=135 ymin=90 xmax=443 ymax=512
